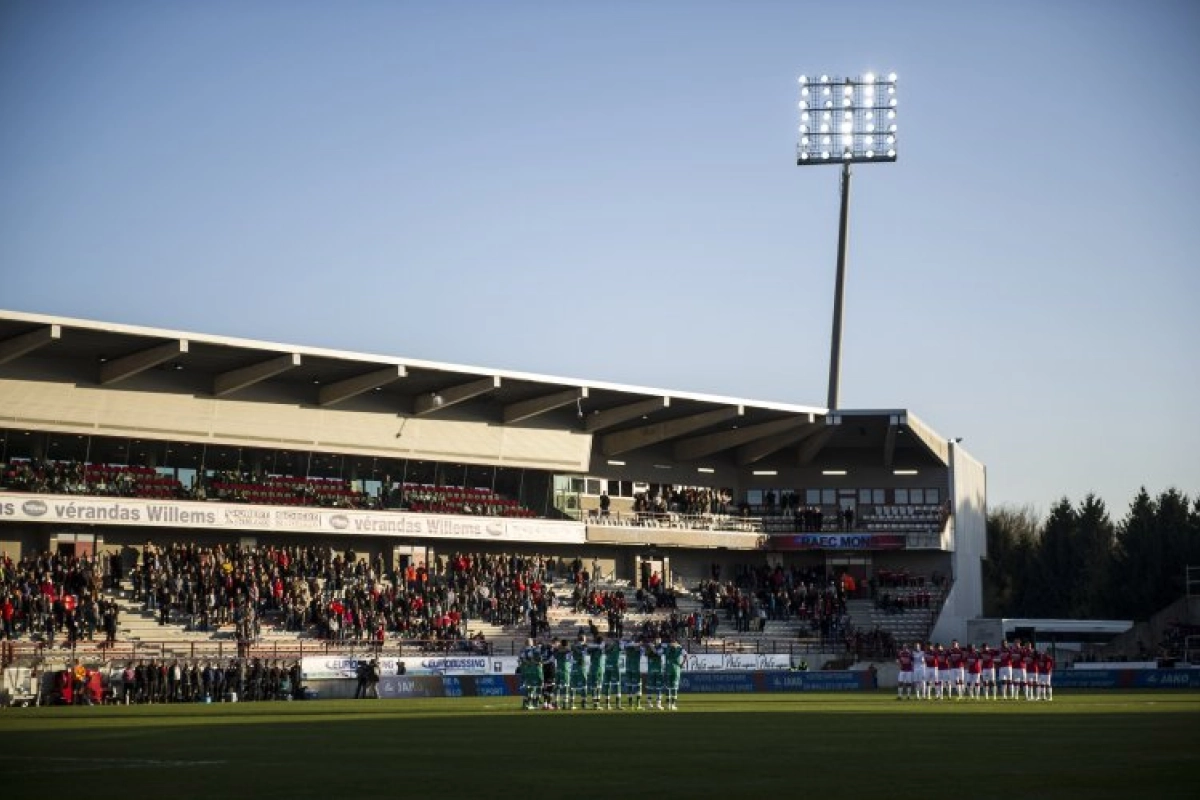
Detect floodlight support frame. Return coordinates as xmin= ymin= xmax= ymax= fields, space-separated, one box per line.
xmin=827 ymin=162 xmax=852 ymax=410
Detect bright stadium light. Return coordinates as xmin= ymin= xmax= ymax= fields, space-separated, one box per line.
xmin=796 ymin=73 xmax=897 ymax=165
xmin=795 ymin=71 xmax=899 ymax=410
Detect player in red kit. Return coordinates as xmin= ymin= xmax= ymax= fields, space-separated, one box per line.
xmin=1023 ymin=647 xmax=1039 ymax=701
xmin=980 ymin=643 xmax=997 ymax=700
xmin=998 ymin=642 xmax=1017 ymax=700
xmin=922 ymin=644 xmax=938 ymax=700
xmin=948 ymin=640 xmax=966 ymax=699
xmin=1037 ymin=649 xmax=1054 ymax=701
xmin=896 ymin=644 xmax=915 ymax=700
xmin=964 ymin=644 xmax=983 ymax=699
xmin=934 ymin=644 xmax=950 ymax=700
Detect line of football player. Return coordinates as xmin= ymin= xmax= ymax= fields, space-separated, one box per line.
xmin=518 ymin=633 xmax=687 ymax=711
xmin=896 ymin=641 xmax=1055 ymax=700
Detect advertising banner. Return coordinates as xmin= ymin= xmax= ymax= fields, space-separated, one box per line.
xmin=679 ymin=672 xmax=759 ymax=693
xmin=302 ymin=655 xmax=516 ymax=680
xmin=0 ymin=491 xmax=584 ymax=544
xmin=377 ymin=675 xmax=445 ymax=698
xmin=1054 ymin=668 xmax=1200 ymax=690
xmin=684 ymin=653 xmax=793 ymax=672
xmin=311 ymin=669 xmax=885 ymax=697
xmin=758 ymin=671 xmax=874 ymax=692
xmin=770 ymin=533 xmax=906 ymax=551
xmin=443 ymin=675 xmax=520 ymax=697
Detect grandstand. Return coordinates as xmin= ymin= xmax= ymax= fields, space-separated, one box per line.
xmin=0 ymin=310 xmax=986 ymax=667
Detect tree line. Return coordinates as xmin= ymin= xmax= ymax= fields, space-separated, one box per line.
xmin=983 ymin=488 xmax=1200 ymax=621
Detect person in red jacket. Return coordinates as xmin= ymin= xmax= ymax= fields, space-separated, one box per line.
xmin=1 ymin=595 xmax=14 ymax=640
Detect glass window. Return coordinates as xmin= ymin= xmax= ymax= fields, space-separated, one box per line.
xmin=821 ymin=489 xmax=836 ymax=505
xmin=926 ymin=488 xmax=940 ymax=504
xmin=806 ymin=489 xmax=821 ymax=505
xmin=895 ymin=488 xmax=909 ymax=504
xmin=873 ymin=488 xmax=885 ymax=504
xmin=859 ymin=489 xmax=872 ymax=503
xmin=585 ymin=478 xmax=601 ymax=496
xmin=910 ymin=488 xmax=925 ymax=504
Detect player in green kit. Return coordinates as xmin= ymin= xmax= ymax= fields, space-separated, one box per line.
xmin=519 ymin=639 xmax=541 ymax=710
xmin=540 ymin=640 xmax=557 ymax=710
xmin=553 ymin=638 xmax=571 ymax=710
xmin=662 ymin=637 xmax=686 ymax=710
xmin=644 ymin=636 xmax=664 ymax=710
xmin=622 ymin=637 xmax=644 ymax=709
xmin=602 ymin=634 xmax=623 ymax=709
xmin=586 ymin=633 xmax=606 ymax=709
xmin=568 ymin=634 xmax=588 ymax=709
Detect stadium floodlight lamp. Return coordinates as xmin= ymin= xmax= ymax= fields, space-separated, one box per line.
xmin=796 ymin=73 xmax=897 ymax=165
xmin=795 ymin=70 xmax=899 ymax=411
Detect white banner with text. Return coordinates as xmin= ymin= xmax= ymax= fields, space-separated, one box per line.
xmin=684 ymin=653 xmax=794 ymax=672
xmin=0 ymin=492 xmax=585 ymax=544
xmin=301 ymin=655 xmax=517 ymax=680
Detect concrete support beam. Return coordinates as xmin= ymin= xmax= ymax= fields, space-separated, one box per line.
xmin=585 ymin=396 xmax=670 ymax=433
xmin=318 ymin=365 xmax=406 ymax=407
xmin=675 ymin=414 xmax=814 ymax=461
xmin=100 ymin=339 xmax=188 ymax=385
xmin=601 ymin=406 xmax=743 ymax=457
xmin=903 ymin=412 xmax=951 ymax=465
xmin=214 ymin=353 xmax=301 ymax=397
xmin=883 ymin=415 xmax=899 ymax=468
xmin=797 ymin=426 xmax=836 ymax=465
xmin=736 ymin=422 xmax=823 ymax=466
xmin=504 ymin=387 xmax=587 ymax=425
xmin=0 ymin=324 xmax=61 ymax=366
xmin=415 ymin=375 xmax=501 ymax=415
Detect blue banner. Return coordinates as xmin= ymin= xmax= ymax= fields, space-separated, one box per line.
xmin=377 ymin=675 xmax=444 ymax=698
xmin=679 ymin=672 xmax=759 ymax=693
xmin=443 ymin=675 xmax=520 ymax=697
xmin=758 ymin=671 xmax=874 ymax=692
xmin=1054 ymin=668 xmax=1200 ymax=689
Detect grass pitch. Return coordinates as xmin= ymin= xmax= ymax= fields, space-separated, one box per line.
xmin=2 ymin=692 xmax=1197 ymax=799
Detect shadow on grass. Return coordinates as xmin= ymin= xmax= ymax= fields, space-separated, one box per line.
xmin=1 ymin=697 xmax=1198 ymax=800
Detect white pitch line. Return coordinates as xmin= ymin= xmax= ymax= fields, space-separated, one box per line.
xmin=0 ymin=755 xmax=226 ymax=771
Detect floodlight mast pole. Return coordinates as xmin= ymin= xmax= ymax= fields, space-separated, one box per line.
xmin=827 ymin=162 xmax=852 ymax=410
xmin=796 ymin=71 xmax=896 ymax=411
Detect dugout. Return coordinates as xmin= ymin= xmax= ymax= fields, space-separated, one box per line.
xmin=967 ymin=618 xmax=1133 ymax=653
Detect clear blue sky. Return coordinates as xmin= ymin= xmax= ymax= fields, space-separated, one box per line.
xmin=2 ymin=0 xmax=1197 ymax=519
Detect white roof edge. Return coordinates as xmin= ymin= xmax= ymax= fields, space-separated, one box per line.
xmin=899 ymin=409 xmax=944 ymax=442
xmin=0 ymin=310 xmax=827 ymax=415
xmin=998 ymin=619 xmax=1134 ymax=632
xmin=828 ymin=408 xmax=909 ymax=416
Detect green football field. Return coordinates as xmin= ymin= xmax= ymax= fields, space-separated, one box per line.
xmin=2 ymin=692 xmax=1197 ymax=799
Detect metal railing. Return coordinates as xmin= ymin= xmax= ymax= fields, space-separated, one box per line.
xmin=586 ymin=510 xmax=948 ymax=545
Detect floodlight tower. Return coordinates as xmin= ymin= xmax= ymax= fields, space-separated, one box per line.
xmin=796 ymin=72 xmax=898 ymax=410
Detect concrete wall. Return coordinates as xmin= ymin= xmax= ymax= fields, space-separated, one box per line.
xmin=586 ymin=524 xmax=764 ymax=551
xmin=931 ymin=442 xmax=986 ymax=643
xmin=0 ymin=363 xmax=591 ymax=472
xmin=0 ymin=522 xmax=43 ymax=562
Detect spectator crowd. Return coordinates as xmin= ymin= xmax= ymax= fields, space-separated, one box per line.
xmin=0 ymin=550 xmax=121 ymax=647
xmin=126 ymin=543 xmax=618 ymax=653
xmin=0 ymin=459 xmax=536 ymax=518
xmin=696 ymin=563 xmax=851 ymax=641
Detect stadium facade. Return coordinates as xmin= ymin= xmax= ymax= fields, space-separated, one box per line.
xmin=0 ymin=310 xmax=985 ymax=642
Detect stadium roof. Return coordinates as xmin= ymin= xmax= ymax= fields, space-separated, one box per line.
xmin=0 ymin=310 xmax=955 ymax=467
xmin=999 ymin=619 xmax=1134 ymax=636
